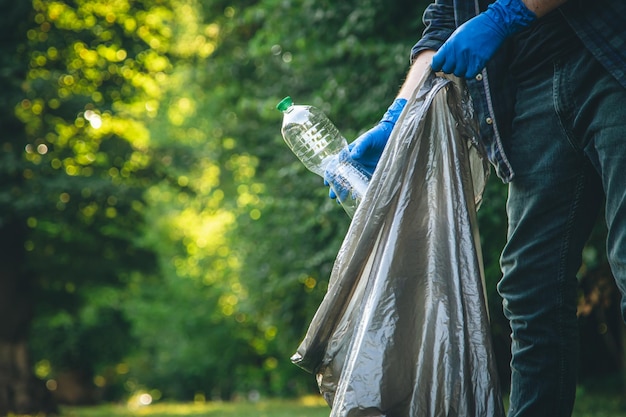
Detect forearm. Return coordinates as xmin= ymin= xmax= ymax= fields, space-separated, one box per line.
xmin=398 ymin=50 xmax=436 ymax=100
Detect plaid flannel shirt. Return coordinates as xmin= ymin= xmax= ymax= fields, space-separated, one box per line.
xmin=411 ymin=0 xmax=626 ymax=182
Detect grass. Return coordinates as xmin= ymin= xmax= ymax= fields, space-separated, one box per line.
xmin=48 ymin=392 xmax=626 ymax=417
xmin=571 ymin=390 xmax=626 ymax=417
xmin=60 ymin=396 xmax=330 ymax=417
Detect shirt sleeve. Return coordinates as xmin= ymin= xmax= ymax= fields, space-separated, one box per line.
xmin=411 ymin=0 xmax=457 ymax=63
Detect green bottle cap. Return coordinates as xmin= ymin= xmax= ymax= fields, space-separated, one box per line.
xmin=276 ymin=96 xmax=293 ymax=112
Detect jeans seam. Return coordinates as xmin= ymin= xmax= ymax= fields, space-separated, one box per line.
xmin=556 ymin=171 xmax=585 ymax=411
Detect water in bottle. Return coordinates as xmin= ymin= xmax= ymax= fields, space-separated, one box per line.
xmin=276 ymin=96 xmax=370 ymax=218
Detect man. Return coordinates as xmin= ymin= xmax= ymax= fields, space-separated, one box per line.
xmin=332 ymin=0 xmax=626 ymax=415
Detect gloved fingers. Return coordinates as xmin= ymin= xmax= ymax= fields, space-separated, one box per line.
xmin=326 ymin=173 xmax=350 ymax=202
xmin=332 ymin=186 xmax=350 ymax=203
xmin=440 ymin=58 xmax=456 ymax=76
xmin=433 ymin=41 xmax=486 ymax=78
xmin=446 ymin=48 xmax=467 ymax=77
xmin=431 ymin=48 xmax=446 ymax=72
xmin=433 ymin=40 xmax=466 ymax=74
xmin=337 ymin=147 xmax=352 ymax=162
xmin=323 ymin=176 xmax=337 ymax=199
xmin=349 ymin=132 xmax=372 ymax=162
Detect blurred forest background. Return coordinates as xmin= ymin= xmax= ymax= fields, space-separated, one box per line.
xmin=0 ymin=0 xmax=624 ymax=414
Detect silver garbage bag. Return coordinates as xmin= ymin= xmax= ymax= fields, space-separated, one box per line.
xmin=291 ymin=73 xmax=504 ymax=417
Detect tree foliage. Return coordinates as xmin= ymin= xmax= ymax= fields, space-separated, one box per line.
xmin=108 ymin=0 xmax=435 ymax=400
xmin=4 ymin=0 xmax=219 ymax=404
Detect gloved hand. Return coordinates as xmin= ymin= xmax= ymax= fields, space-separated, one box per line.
xmin=324 ymin=98 xmax=407 ymax=200
xmin=431 ymin=0 xmax=536 ymax=78
xmin=324 ymin=147 xmax=356 ymax=202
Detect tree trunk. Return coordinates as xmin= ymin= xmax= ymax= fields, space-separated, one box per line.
xmin=0 ymin=0 xmax=57 ymax=414
xmin=0 ymin=222 xmax=56 ymax=415
xmin=0 ymin=342 xmax=56 ymax=415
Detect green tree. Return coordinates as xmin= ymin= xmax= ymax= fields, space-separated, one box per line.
xmin=188 ymin=0 xmax=434 ymax=397
xmin=0 ymin=0 xmax=211 ymax=411
xmin=0 ymin=0 xmax=56 ymax=412
xmin=103 ymin=0 xmax=434 ymax=400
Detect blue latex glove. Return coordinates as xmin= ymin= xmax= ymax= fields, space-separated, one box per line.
xmin=431 ymin=0 xmax=536 ymax=78
xmin=349 ymin=98 xmax=407 ymax=176
xmin=324 ymin=98 xmax=407 ymax=200
xmin=324 ymin=148 xmax=357 ymax=202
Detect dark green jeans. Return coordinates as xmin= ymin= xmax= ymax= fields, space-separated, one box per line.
xmin=498 ymin=46 xmax=626 ymax=417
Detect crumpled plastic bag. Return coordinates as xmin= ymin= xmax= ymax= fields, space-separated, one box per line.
xmin=291 ymin=73 xmax=505 ymax=417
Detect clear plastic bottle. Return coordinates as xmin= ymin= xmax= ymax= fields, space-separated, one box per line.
xmin=276 ymin=96 xmax=370 ymax=218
